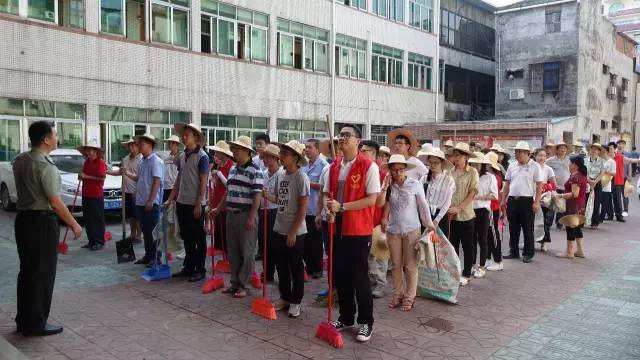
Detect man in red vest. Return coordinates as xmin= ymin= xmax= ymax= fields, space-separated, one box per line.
xmin=324 ymin=126 xmax=381 ymax=342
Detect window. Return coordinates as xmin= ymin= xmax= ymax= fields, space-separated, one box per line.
xmin=545 ymin=7 xmax=561 ymax=33
xmin=29 ymin=0 xmax=56 ymax=22
xmin=530 ymin=62 xmax=560 ymax=92
xmin=372 ymin=43 xmax=403 ymax=86
xmin=335 ymin=34 xmax=367 ymax=80
xmin=201 ymin=114 xmax=268 ymax=146
xmin=0 ymin=119 xmax=21 ymax=161
xmin=57 ymin=0 xmax=84 ymax=28
xmin=277 ymin=19 xmax=329 ymax=72
xmin=439 ymin=60 xmax=445 ymax=93
xmin=373 ymin=0 xmax=404 ymax=22
xmin=277 ymin=119 xmax=326 ymax=142
xmin=201 ymin=2 xmax=269 ymax=62
xmin=440 ymin=9 xmax=495 ymax=60
xmin=408 ymin=52 xmax=432 ymax=90
xmin=151 ymin=0 xmax=190 ymax=48
xmin=341 ymin=0 xmax=366 ymax=10
xmin=409 ymin=0 xmax=433 ymax=32
xmin=100 ymin=0 xmax=145 ymax=40
xmin=101 ymin=0 xmax=124 ymax=34
xmin=0 ymin=0 xmax=19 ymax=15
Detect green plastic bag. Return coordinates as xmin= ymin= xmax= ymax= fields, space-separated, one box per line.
xmin=416 ymin=228 xmax=461 ymax=304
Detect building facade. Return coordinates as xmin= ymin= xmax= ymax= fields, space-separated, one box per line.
xmin=0 ymin=0 xmax=443 ymax=162
xmin=604 ymin=0 xmax=640 ymax=41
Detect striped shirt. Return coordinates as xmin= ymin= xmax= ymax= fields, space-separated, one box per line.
xmin=226 ymin=159 xmax=265 ymax=210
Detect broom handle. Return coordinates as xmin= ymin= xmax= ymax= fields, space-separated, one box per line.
xmin=263 ymin=205 xmax=268 ymax=299
xmin=63 ymin=180 xmax=82 ymax=244
xmin=121 ymin=173 xmax=126 ymax=239
xmin=327 ymin=192 xmax=335 ymax=323
xmin=209 ymin=179 xmax=216 ymax=276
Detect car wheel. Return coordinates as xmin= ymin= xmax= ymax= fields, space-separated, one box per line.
xmin=1 ymin=184 xmax=15 ymax=211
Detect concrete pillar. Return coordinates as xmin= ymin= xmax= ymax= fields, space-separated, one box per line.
xmin=85 ymin=104 xmax=100 ymax=143
xmin=402 ymin=49 xmax=408 ymax=88
xmin=269 ymin=13 xmax=278 ymax=66
xmin=269 ymin=115 xmax=278 ymax=141
xmin=18 ymin=0 xmax=27 ymax=18
xmin=191 ymin=0 xmax=201 ymax=52
xmin=85 ymin=0 xmax=100 ymax=33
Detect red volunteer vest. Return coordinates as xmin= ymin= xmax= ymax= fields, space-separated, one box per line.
xmin=373 ymin=169 xmax=387 ymax=226
xmin=329 ymin=153 xmax=375 ymax=236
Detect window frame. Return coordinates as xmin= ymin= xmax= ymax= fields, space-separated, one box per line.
xmin=440 ymin=8 xmax=495 ymax=60
xmin=409 ymin=0 xmax=432 ymax=32
xmin=277 ymin=18 xmax=329 ymax=73
xmin=542 ymin=62 xmax=561 ymax=92
xmin=372 ymin=43 xmax=404 ymax=86
xmin=150 ymin=0 xmax=191 ymax=49
xmin=335 ymin=34 xmax=367 ymax=80
xmin=408 ymin=52 xmax=432 ymax=90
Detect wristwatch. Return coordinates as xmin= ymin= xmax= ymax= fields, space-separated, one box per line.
xmin=339 ymin=203 xmax=345 ymax=212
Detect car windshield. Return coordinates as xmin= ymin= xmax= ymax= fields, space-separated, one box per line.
xmin=51 ymin=155 xmax=84 ymax=174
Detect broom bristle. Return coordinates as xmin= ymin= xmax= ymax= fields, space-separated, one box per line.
xmin=214 ymin=260 xmax=231 ymax=273
xmin=315 ymin=322 xmax=344 ymax=348
xmin=251 ymin=298 xmax=277 ymax=320
xmin=201 ymin=276 xmax=225 ymax=294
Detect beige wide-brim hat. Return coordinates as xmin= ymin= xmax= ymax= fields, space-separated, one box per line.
xmin=624 ymin=180 xmax=634 ymax=197
xmin=600 ymin=173 xmax=613 ymax=187
xmin=388 ymin=129 xmax=420 ymax=157
xmin=490 ymin=143 xmax=508 ymax=155
xmin=121 ymin=138 xmax=137 ymax=148
xmin=135 ymin=133 xmax=157 ymax=146
xmin=513 ymin=141 xmax=533 ymax=152
xmin=417 ymin=143 xmax=434 ymax=157
xmin=485 ymin=151 xmax=505 ymax=173
xmin=545 ymin=141 xmax=555 ymax=148
xmin=425 ymin=148 xmax=453 ymax=171
xmin=379 ymin=146 xmax=391 ymax=156
xmin=209 ymin=140 xmax=233 ymax=158
xmin=262 ymin=144 xmax=280 ymax=159
xmin=469 ymin=151 xmax=491 ymax=165
xmin=555 ymin=141 xmax=568 ymax=149
xmin=370 ymin=225 xmax=390 ymax=260
xmin=78 ymin=141 xmax=104 ymax=155
xmin=164 ymin=135 xmax=181 ymax=144
xmin=559 ymin=214 xmax=586 ymax=228
xmin=443 ymin=140 xmax=454 ymax=148
xmin=590 ymin=143 xmax=605 ymax=152
xmin=319 ymin=138 xmax=339 ymax=158
xmin=227 ymin=135 xmax=255 ymax=153
xmin=275 ymin=140 xmax=308 ymax=167
xmin=174 ymin=123 xmax=205 ymax=145
xmin=387 ymin=154 xmax=416 ymax=170
xmin=452 ymin=142 xmax=475 ymax=156
xmin=573 ymin=141 xmax=584 ymax=148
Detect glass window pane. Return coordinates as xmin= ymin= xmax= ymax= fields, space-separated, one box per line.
xmin=408 ymin=64 xmax=414 ymax=87
xmin=395 ymin=60 xmax=403 ymax=85
xmin=302 ymin=120 xmax=314 ymax=131
xmin=216 ymin=129 xmax=233 ymax=142
xmin=251 ymin=27 xmax=267 ymax=62
xmin=99 ymin=106 xmax=123 ymax=122
xmin=371 ymin=56 xmax=379 ymax=81
xmin=110 ymin=124 xmax=133 ymax=161
xmin=57 ymin=122 xmax=83 ymax=149
xmin=25 ymin=100 xmax=54 ymax=117
xmin=237 ymin=8 xmax=251 ymax=23
xmin=218 ymin=115 xmax=235 ymax=127
xmin=122 ymin=107 xmax=146 ymax=123
xmin=358 ymin=52 xmax=366 ymax=79
xmin=237 ymin=116 xmax=251 ymax=128
xmin=253 ymin=12 xmax=268 ymax=27
xmin=318 ymin=30 xmax=328 ymax=42
xmin=172 ymin=0 xmax=189 ymax=7
xmin=315 ymin=42 xmax=327 ymax=73
xmin=201 ymin=0 xmax=217 ymax=14
xmin=349 ymin=49 xmax=357 ymax=78
xmin=277 ymin=132 xmax=288 ymax=142
xmin=253 ymin=117 xmax=268 ymax=129
xmin=149 ymin=127 xmax=170 ymax=151
xmin=340 ymin=48 xmax=349 ymax=76
xmin=237 ymin=130 xmax=250 ymax=138
xmin=279 ymin=34 xmax=294 ymax=66
xmin=303 ymin=25 xmax=316 ymax=39
xmin=291 ymin=21 xmax=303 ymax=35
xmin=379 ymin=58 xmax=387 ymax=82
xmin=172 ymin=9 xmax=189 ymax=48
xmin=55 ymin=103 xmax=84 ymax=119
xmin=201 ymin=114 xmax=217 ymax=126
xmin=169 ymin=112 xmax=190 ymax=123
xmin=277 ymin=19 xmax=289 ymax=32
xmin=217 ymin=18 xmax=234 ymax=55
xmin=29 ymin=0 xmax=55 ymax=22
xmin=218 ymin=3 xmax=235 ymax=19
xmin=101 ymin=0 xmax=124 ymax=34
xmin=0 ymin=119 xmax=21 ymax=161
xmin=0 ymin=98 xmax=23 ymax=116
xmin=0 ymin=0 xmax=19 ymax=15
xmin=277 ymin=118 xmax=288 ymax=130
xmin=152 ymin=4 xmax=171 ymax=44
xmin=148 ymin=110 xmax=169 ymax=124
xmin=291 ymin=119 xmax=302 ymax=130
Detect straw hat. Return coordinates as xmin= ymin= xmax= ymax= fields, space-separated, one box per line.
xmin=135 ymin=133 xmax=157 ymax=146
xmin=600 ymin=173 xmax=613 ymax=187
xmin=276 ymin=140 xmax=308 ymax=167
xmin=78 ymin=140 xmax=104 ymax=155
xmin=209 ymin=140 xmax=233 ymax=158
xmin=490 ymin=143 xmax=508 ymax=155
xmin=227 ymin=135 xmax=255 ymax=153
xmin=555 ymin=141 xmax=568 ymax=149
xmin=452 ymin=142 xmax=474 ymax=156
xmin=545 ymin=141 xmax=555 ymax=148
xmin=485 ymin=151 xmax=505 ymax=173
xmin=121 ymin=138 xmax=137 ymax=148
xmin=589 ymin=143 xmax=605 ymax=152
xmin=424 ymin=148 xmax=454 ymax=171
xmin=319 ymin=137 xmax=339 ymax=158
xmin=174 ymin=123 xmax=205 ymax=145
xmin=443 ymin=139 xmax=454 ymax=148
xmin=387 ymin=154 xmax=416 ymax=170
xmin=370 ymin=226 xmax=390 ymax=260
xmin=513 ymin=141 xmax=532 ymax=152
xmin=164 ymin=135 xmax=181 ymax=144
xmin=469 ymin=152 xmax=490 ymax=165
xmin=417 ymin=143 xmax=433 ymax=157
xmin=558 ymin=214 xmax=586 ymax=228
xmin=388 ymin=129 xmax=419 ymax=157
xmin=624 ymin=180 xmax=634 ymax=197
xmin=573 ymin=141 xmax=583 ymax=148
xmin=262 ymin=144 xmax=280 ymax=159
xmin=379 ymin=146 xmax=391 ymax=156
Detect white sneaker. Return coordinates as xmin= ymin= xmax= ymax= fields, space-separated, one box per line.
xmin=622 ymin=211 xmax=629 ymax=217
xmin=485 ymin=259 xmax=494 ymax=268
xmin=460 ymin=277 xmax=470 ymax=286
xmin=486 ymin=262 xmax=504 ymax=271
xmin=536 ymin=235 xmax=545 ymax=242
xmin=288 ymin=303 xmax=301 ymax=317
xmin=541 ymin=243 xmax=549 ymax=252
xmin=473 ymin=267 xmax=486 ymax=278
xmin=176 ymin=249 xmax=186 ymax=260
xmin=274 ymin=300 xmax=289 ymax=311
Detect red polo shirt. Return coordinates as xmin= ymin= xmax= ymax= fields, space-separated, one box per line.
xmin=82 ymin=158 xmax=107 ymax=198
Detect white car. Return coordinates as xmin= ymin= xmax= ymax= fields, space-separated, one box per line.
xmin=0 ymin=149 xmax=123 ymax=216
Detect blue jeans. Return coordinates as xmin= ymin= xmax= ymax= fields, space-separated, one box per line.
xmin=137 ymin=205 xmax=160 ymax=261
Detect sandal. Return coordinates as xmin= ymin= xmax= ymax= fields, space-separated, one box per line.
xmin=400 ymin=299 xmax=414 ymax=312
xmin=388 ymin=296 xmax=403 ymax=309
xmin=233 ymin=288 xmax=248 ymax=298
xmin=222 ymin=286 xmax=238 ymax=294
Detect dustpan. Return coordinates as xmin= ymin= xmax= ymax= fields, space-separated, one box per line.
xmin=143 ymin=206 xmax=171 ymax=281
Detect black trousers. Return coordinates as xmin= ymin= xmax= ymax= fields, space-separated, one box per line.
xmin=473 ymin=208 xmax=490 ymax=267
xmin=601 ymin=191 xmax=614 ymax=220
xmin=430 ymin=209 xmax=450 ymax=238
xmin=214 ymin=211 xmax=227 ymax=253
xmin=487 ymin=209 xmax=502 ymax=262
xmin=590 ymin=183 xmax=602 ymax=227
xmin=304 ymin=215 xmax=323 ymax=275
xmin=137 ymin=205 xmax=160 ymax=260
xmin=177 ymin=202 xmax=206 ymax=273
xmin=507 ymin=196 xmax=535 ymax=258
xmin=273 ymin=233 xmax=305 ymax=304
xmin=612 ymin=184 xmax=624 ymax=219
xmin=450 ymin=218 xmax=475 ymax=278
xmin=566 ymin=225 xmax=583 ymax=241
xmin=162 ymin=189 xmax=172 ymax=203
xmin=541 ymin=206 xmax=554 ymax=242
xmin=83 ymin=197 xmax=105 ymax=245
xmin=15 ymin=212 xmax=59 ymax=332
xmin=334 ymin=215 xmax=373 ymax=326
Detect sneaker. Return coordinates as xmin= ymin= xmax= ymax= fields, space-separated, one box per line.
xmin=288 ymin=304 xmax=301 ymax=318
xmin=460 ymin=277 xmax=470 ymax=286
xmin=175 ymin=249 xmax=186 ymax=260
xmin=330 ymin=319 xmax=353 ymax=331
xmin=486 ymin=262 xmax=503 ymax=271
xmin=372 ymin=285 xmax=385 ymax=299
xmin=622 ymin=211 xmax=629 ymax=217
xmin=473 ymin=267 xmax=486 ymax=278
xmin=274 ymin=300 xmax=289 ymax=311
xmin=485 ymin=259 xmax=494 ymax=268
xmin=541 ymin=243 xmax=549 ymax=252
xmin=356 ymin=324 xmax=373 ymax=342
xmin=536 ymin=235 xmax=545 ymax=242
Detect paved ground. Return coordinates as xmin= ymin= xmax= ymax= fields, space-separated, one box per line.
xmin=1 ymin=196 xmax=640 ymax=360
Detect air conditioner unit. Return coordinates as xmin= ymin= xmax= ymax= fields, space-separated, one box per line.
xmin=606 ymin=86 xmax=617 ymax=99
xmin=45 ymin=11 xmax=55 ymax=20
xmin=509 ymin=88 xmax=525 ymax=100
xmin=620 ymin=89 xmax=628 ymax=102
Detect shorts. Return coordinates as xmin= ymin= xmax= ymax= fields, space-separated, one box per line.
xmin=124 ymin=193 xmax=137 ymax=220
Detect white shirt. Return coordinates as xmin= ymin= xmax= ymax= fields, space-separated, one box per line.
xmin=421 ymin=172 xmax=455 ymax=223
xmin=505 ymin=159 xmax=543 ymax=197
xmin=322 ymin=157 xmax=381 ymax=201
xmin=602 ymin=158 xmax=616 ymax=192
xmin=539 ymin=163 xmax=556 ymax=183
xmin=386 ymin=177 xmax=432 ymax=234
xmin=473 ymin=173 xmax=498 ymax=210
xmin=122 ymin=153 xmax=142 ymax=194
xmin=163 ymin=152 xmax=179 ymax=190
xmin=405 ymin=156 xmax=429 ymax=181
xmin=263 ymin=167 xmax=280 ymax=210
xmin=319 ymin=164 xmax=331 ymax=220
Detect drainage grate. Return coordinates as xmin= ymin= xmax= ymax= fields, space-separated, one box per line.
xmin=420 ymin=317 xmax=455 ymax=332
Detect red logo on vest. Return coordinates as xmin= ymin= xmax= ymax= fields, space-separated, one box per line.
xmin=350 ymin=174 xmax=361 ymax=189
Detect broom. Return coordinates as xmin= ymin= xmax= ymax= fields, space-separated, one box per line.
xmin=214 ymin=207 xmax=231 ymax=273
xmin=252 ymin=206 xmax=277 ymax=320
xmin=202 ymin=209 xmax=225 ymax=293
xmin=315 ymin=192 xmax=344 ymax=348
xmin=57 ymin=180 xmax=82 ymax=255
